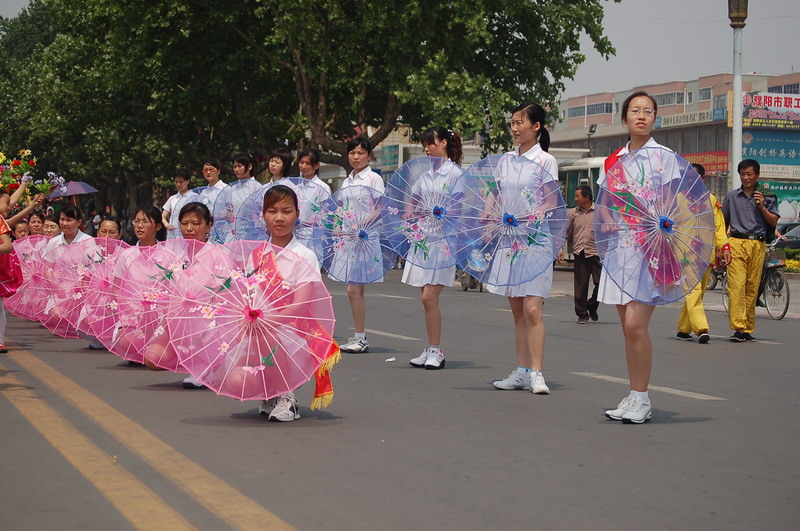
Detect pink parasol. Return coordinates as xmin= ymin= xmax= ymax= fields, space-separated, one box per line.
xmin=166 ymin=240 xmax=336 ymax=401
xmin=113 ymin=240 xmax=210 ymax=370
xmin=6 ymin=235 xmax=50 ymax=320
xmin=40 ymin=238 xmax=131 ymax=338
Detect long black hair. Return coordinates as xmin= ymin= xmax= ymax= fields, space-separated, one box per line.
xmin=511 ymin=102 xmax=550 ymax=152
xmin=420 ymin=127 xmax=463 ymax=166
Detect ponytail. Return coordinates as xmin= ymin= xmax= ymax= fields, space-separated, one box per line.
xmin=420 ymin=126 xmax=464 ymax=166
xmin=511 ymin=102 xmax=550 ymax=152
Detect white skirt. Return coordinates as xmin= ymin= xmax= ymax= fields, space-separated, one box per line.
xmin=597 ymin=246 xmax=652 ymax=305
xmin=487 ymin=265 xmax=553 ymax=298
xmin=401 ymin=262 xmax=455 ymax=287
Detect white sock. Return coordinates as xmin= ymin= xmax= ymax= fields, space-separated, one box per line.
xmin=516 ymin=367 xmax=531 ymax=374
xmin=355 ymin=332 xmax=366 ymax=340
xmin=630 ymin=390 xmax=650 ymax=403
xmin=429 ymin=345 xmax=440 ymax=352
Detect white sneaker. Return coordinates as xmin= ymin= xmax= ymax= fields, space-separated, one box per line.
xmin=341 ymin=336 xmax=369 ymax=353
xmin=268 ymin=393 xmax=300 ymax=422
xmin=530 ymin=372 xmax=550 ymax=394
xmin=258 ymin=398 xmax=277 ymax=415
xmin=182 ymin=375 xmax=206 ymax=389
xmin=424 ymin=349 xmax=445 ymax=370
xmin=605 ymin=396 xmax=634 ymax=420
xmin=409 ymin=348 xmax=431 ymax=367
xmin=621 ymin=397 xmax=652 ymax=424
xmin=492 ymin=370 xmax=531 ymax=390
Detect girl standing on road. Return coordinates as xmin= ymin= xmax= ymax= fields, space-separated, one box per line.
xmin=337 ymin=137 xmax=386 ymax=354
xmin=598 ymin=91 xmax=667 ymax=424
xmin=405 ymin=127 xmax=464 ymax=370
xmin=489 ymin=103 xmax=559 ymax=396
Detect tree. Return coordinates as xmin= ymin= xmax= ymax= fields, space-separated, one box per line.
xmin=0 ymin=0 xmax=616 ymax=211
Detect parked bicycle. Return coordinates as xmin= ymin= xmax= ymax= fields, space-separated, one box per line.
xmin=721 ymin=241 xmax=790 ymax=320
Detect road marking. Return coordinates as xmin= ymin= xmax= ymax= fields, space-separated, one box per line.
xmin=0 ymin=361 xmax=194 ymax=530
xmin=572 ymin=372 xmax=727 ymax=401
xmin=8 ymin=349 xmax=295 ymax=530
xmin=347 ymin=328 xmax=421 ymax=341
xmin=710 ymin=335 xmax=782 ymax=345
xmin=493 ymin=309 xmax=554 ymax=317
xmin=372 ymin=294 xmax=416 ymax=300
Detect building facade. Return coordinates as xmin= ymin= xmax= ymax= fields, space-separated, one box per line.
xmin=550 ymin=71 xmax=800 ymax=221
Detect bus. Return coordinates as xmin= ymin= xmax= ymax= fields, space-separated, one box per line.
xmin=557 ymin=156 xmax=606 ymax=208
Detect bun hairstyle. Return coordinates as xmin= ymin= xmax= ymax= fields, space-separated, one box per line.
xmin=512 ymin=102 xmax=550 ymax=152
xmin=262 ymin=184 xmax=299 ymax=213
xmin=420 ymin=126 xmax=463 ymax=166
xmin=178 ymin=201 xmax=213 ymax=225
xmin=135 ymin=205 xmax=168 ymax=241
xmin=233 ymin=152 xmax=253 ymax=176
xmin=298 ymin=148 xmax=321 ymax=166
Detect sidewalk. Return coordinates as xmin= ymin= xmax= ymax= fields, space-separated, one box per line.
xmin=551 ymin=268 xmax=800 ymax=319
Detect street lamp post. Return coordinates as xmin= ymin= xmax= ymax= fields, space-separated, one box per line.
xmin=729 ymin=0 xmax=748 ymax=189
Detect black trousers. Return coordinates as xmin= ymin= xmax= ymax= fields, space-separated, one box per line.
xmin=573 ymin=251 xmax=601 ymax=318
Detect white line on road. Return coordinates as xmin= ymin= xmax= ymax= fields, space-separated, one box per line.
xmin=710 ymin=335 xmax=782 ymax=345
xmin=349 ymin=327 xmax=421 ymax=341
xmin=494 ymin=309 xmax=554 ymax=317
xmin=572 ymin=372 xmax=727 ymax=401
xmin=372 ymin=294 xmax=416 ymax=300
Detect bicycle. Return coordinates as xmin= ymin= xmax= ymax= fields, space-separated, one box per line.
xmin=721 ymin=241 xmax=790 ymax=320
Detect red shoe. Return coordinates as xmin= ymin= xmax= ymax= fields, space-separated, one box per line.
xmin=0 ymin=344 xmax=7 ymax=353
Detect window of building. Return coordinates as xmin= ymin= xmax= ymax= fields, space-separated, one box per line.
xmin=676 ymin=92 xmax=684 ymax=105
xmin=586 ymin=102 xmax=613 ymax=116
xmin=768 ymin=85 xmax=783 ymax=93
xmin=713 ymin=94 xmax=727 ymax=109
xmin=784 ymin=83 xmax=800 ymax=94
xmin=653 ymin=92 xmax=676 ymax=106
xmin=567 ymin=106 xmax=585 ymax=118
xmin=615 ymin=101 xmax=620 ymax=114
xmin=687 ymin=91 xmax=693 ymax=105
xmin=699 ymin=87 xmax=712 ymax=101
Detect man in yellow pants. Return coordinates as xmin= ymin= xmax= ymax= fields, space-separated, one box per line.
xmin=721 ymin=159 xmax=780 ymax=342
xmin=676 ymin=164 xmax=730 ymax=344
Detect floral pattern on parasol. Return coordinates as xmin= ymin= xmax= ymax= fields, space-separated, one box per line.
xmin=594 ymin=145 xmax=715 ymax=305
xmin=383 ymin=156 xmax=465 ymax=270
xmin=166 ymin=240 xmax=336 ymax=401
xmin=456 ymin=154 xmax=567 ymax=286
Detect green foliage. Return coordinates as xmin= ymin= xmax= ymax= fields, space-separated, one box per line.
xmin=0 ymin=0 xmax=617 ymax=209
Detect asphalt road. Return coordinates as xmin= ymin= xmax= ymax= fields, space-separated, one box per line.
xmin=1 ymin=269 xmax=798 ymax=530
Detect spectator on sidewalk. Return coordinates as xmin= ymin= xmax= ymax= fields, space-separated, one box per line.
xmin=558 ymin=185 xmax=600 ymax=324
xmin=722 ymin=159 xmax=779 ymax=342
xmin=675 ymin=164 xmax=731 ymax=343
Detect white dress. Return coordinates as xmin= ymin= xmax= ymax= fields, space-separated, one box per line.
xmin=401 ymin=159 xmax=462 ymax=287
xmin=487 ymin=144 xmax=558 ymax=298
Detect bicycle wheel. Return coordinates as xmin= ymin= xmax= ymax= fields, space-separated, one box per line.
xmin=764 ymin=269 xmax=790 ymax=320
xmin=721 ymin=275 xmax=729 ymax=313
xmin=706 ymin=269 xmax=718 ymax=291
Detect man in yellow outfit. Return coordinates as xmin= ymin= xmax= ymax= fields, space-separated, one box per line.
xmin=676 ymin=164 xmax=731 ymax=344
xmin=721 ymin=159 xmax=780 ymax=342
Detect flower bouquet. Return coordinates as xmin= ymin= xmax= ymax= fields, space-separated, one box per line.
xmin=29 ymin=171 xmax=67 ymax=197
xmin=0 ymin=149 xmax=37 ymax=194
